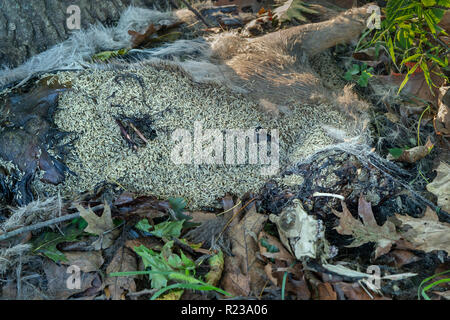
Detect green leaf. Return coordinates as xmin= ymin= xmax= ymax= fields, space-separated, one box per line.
xmin=132 ymin=241 xmax=198 ymax=290
xmin=134 ymin=244 xmax=173 ymax=289
xmin=260 ymin=238 xmax=280 ymax=253
xmin=388 ymin=148 xmax=405 ymax=159
xmin=32 ymin=225 xmax=84 ymax=262
xmin=357 ymin=71 xmax=372 ymax=87
xmin=398 ymin=61 xmax=421 ymax=94
xmin=344 ymin=71 xmax=354 ymax=81
xmin=387 ymin=37 xmax=396 ymax=65
xmin=135 ymin=219 xmax=152 ymax=233
xmin=420 ymin=61 xmax=434 ymax=92
xmin=421 ymin=0 xmax=436 ymax=6
xmin=152 ymin=219 xmax=185 ymax=238
xmin=401 ymin=53 xmax=423 ymax=64
xmin=168 ymin=197 xmax=192 ymax=221
xmin=92 ymin=48 xmax=129 ymax=62
xmin=426 ymin=53 xmax=448 ymax=67
xmin=344 ymin=64 xmax=360 ymax=81
xmin=180 ymin=250 xmax=196 ymax=270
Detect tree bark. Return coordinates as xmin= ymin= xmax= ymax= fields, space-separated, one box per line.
xmin=0 ymin=0 xmax=164 ymax=68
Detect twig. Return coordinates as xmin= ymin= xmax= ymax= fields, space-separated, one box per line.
xmin=215 ymin=197 xmax=257 ymax=245
xmin=0 ymin=212 xmax=81 ymax=242
xmin=312 ymin=192 xmax=345 ymax=201
xmin=116 ymin=119 xmax=138 ymax=151
xmin=128 ymin=122 xmax=149 ymax=144
xmin=127 ymin=288 xmax=158 ymax=297
xmin=179 ymin=0 xmax=212 ymax=28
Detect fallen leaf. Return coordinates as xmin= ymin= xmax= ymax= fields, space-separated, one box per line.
xmin=258 ymin=231 xmax=294 ymax=264
xmin=388 ymin=249 xmax=421 ymax=268
xmin=105 ymin=247 xmax=138 ymax=300
xmin=387 ymin=137 xmax=433 ymax=163
xmin=43 ymin=260 xmax=102 ymax=299
xmin=271 ymin=261 xmax=310 ymax=300
xmin=125 ymin=237 xmax=163 ymax=252
xmin=436 ymin=86 xmax=450 ymax=135
xmin=333 ymin=195 xmax=400 ymax=259
xmin=128 ymin=22 xmax=183 ymax=49
xmin=32 ymin=224 xmax=84 ymax=263
xmin=61 ymin=251 xmax=104 ymax=273
xmin=128 ymin=24 xmax=158 ymax=48
xmin=157 ymin=289 xmax=183 ymax=300
xmin=335 ymin=282 xmax=390 ymax=300
xmin=317 ymin=282 xmax=337 ymax=300
xmin=373 ymin=70 xmax=444 ymax=106
xmin=221 ymin=204 xmax=268 ymax=296
xmin=188 ymin=211 xmax=218 ymax=224
xmin=427 ymin=162 xmax=450 ymax=213
xmin=397 ymin=207 xmax=450 ymax=254
xmin=205 ymin=250 xmax=224 ymax=287
xmin=264 ymin=263 xmax=279 ymax=286
xmin=434 ymin=291 xmax=450 ymax=300
xmin=76 ymin=201 xmax=118 ymax=250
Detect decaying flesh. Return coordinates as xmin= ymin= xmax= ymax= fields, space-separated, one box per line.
xmin=0 ymin=86 xmax=70 ymax=205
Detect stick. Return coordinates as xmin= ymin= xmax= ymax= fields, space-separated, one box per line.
xmin=179 ymin=0 xmax=212 ymax=28
xmin=0 ymin=212 xmax=81 ymax=242
xmin=128 ymin=122 xmax=149 ymax=144
xmin=116 ymin=119 xmax=138 ymax=151
xmin=312 ymin=192 xmax=345 ymax=201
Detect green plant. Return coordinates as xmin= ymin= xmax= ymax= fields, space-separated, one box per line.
xmin=110 ymin=242 xmax=231 ymax=299
xmin=357 ymin=0 xmax=450 ymax=93
xmin=344 ymin=63 xmax=374 ymax=87
xmin=418 ymin=270 xmax=450 ymax=300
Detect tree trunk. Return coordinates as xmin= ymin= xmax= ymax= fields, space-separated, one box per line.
xmin=0 ymin=0 xmax=165 ymax=68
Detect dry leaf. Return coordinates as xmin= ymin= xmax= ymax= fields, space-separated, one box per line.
xmin=436 ymin=86 xmax=449 ymax=135
xmin=374 ymin=69 xmax=443 ymax=106
xmin=76 ymin=202 xmax=118 ymax=250
xmin=272 ymin=262 xmax=310 ymax=300
xmin=333 ymin=195 xmax=400 ymax=259
xmin=388 ymin=137 xmax=433 ymax=163
xmin=221 ymin=204 xmax=268 ymax=297
xmin=105 ymin=247 xmax=138 ymax=300
xmin=258 ymin=231 xmax=294 ymax=264
xmin=60 ymin=251 xmax=104 ymax=273
xmin=188 ymin=211 xmax=218 ymax=224
xmin=43 ymin=260 xmax=102 ymax=300
xmin=397 ymin=207 xmax=450 ymax=254
xmin=317 ymin=282 xmax=337 ymax=300
xmin=128 ymin=24 xmax=157 ymax=48
xmin=128 ymin=22 xmax=183 ymax=49
xmin=335 ymin=282 xmax=390 ymax=300
xmin=264 ymin=263 xmax=279 ymax=286
xmin=388 ymin=250 xmax=420 ymax=268
xmin=434 ymin=291 xmax=450 ymax=300
xmin=426 ymin=162 xmax=450 ymax=213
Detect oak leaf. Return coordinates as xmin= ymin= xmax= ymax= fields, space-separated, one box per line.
xmin=333 ymin=195 xmax=400 ymax=259
xmin=397 ymin=207 xmax=450 ymax=254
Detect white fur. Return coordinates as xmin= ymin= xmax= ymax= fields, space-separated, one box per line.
xmin=0 ymin=7 xmax=175 ymax=87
